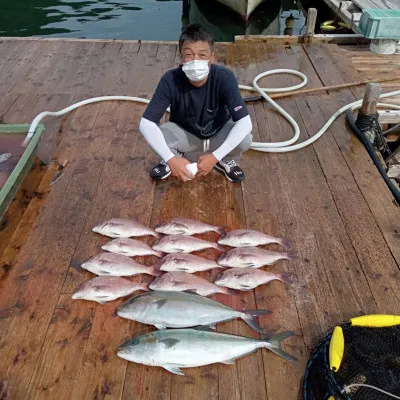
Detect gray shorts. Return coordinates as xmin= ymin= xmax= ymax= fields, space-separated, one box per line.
xmin=159 ymin=120 xmax=253 ymax=163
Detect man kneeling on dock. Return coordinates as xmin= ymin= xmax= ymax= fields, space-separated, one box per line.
xmin=139 ymin=23 xmax=253 ymax=183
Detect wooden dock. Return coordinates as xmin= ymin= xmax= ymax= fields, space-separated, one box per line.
xmin=0 ymin=37 xmax=399 ymax=400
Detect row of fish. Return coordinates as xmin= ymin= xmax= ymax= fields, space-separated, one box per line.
xmin=84 ymin=246 xmax=291 ymax=273
xmin=93 ymin=216 xmax=289 ymax=248
xmin=70 ymin=216 xmax=298 ymax=374
xmin=72 ymin=268 xmax=292 ymax=303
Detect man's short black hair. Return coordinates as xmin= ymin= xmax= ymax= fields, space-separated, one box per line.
xmin=179 ymin=23 xmax=214 ymax=53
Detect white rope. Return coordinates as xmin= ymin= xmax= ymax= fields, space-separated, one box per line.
xmin=342 ymin=383 xmax=400 ymax=399
xmin=22 ymin=70 xmax=400 ymax=153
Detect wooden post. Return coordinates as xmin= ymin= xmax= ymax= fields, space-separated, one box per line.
xmin=360 ymin=83 xmax=382 ymax=116
xmin=356 ymin=83 xmax=382 ymax=142
xmin=305 ymin=8 xmax=317 ymax=44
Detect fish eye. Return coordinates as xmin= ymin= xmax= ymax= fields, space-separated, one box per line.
xmin=131 ymin=338 xmax=140 ymax=346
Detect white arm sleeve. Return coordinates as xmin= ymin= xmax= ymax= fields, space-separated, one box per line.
xmin=212 ymin=115 xmax=252 ymax=161
xmin=139 ymin=118 xmax=175 ymax=162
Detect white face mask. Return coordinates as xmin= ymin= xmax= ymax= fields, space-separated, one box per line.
xmin=182 ymin=59 xmax=210 ymax=82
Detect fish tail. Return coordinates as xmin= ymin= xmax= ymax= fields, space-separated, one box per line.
xmin=284 ymin=249 xmax=297 ymax=261
xmin=153 ymin=250 xmax=164 ymax=258
xmin=242 ymin=309 xmax=272 ymax=333
xmin=148 ymin=265 xmax=162 ymax=277
xmin=214 ymin=226 xmax=226 ymax=235
xmin=278 ymin=272 xmax=294 ymax=284
xmin=221 ymin=287 xmax=240 ymax=296
xmin=214 ymin=243 xmax=226 ymax=252
xmin=281 ymin=238 xmax=291 ymax=249
xmin=262 ymin=331 xmax=298 ymax=362
xmin=153 ymin=232 xmax=162 ymax=239
xmin=140 ymin=282 xmax=150 ymax=292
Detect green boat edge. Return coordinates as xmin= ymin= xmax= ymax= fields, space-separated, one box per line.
xmin=0 ymin=123 xmax=45 ymax=221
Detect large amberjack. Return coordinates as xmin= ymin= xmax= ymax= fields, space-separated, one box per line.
xmin=117 ymin=291 xmax=270 ymax=332
xmin=117 ymin=328 xmax=297 ymax=375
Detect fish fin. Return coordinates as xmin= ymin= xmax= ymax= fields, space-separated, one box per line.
xmin=262 ymin=331 xmax=298 ymax=362
xmin=238 ymin=284 xmax=253 ymax=290
xmin=96 ymin=300 xmax=108 ymax=304
xmin=163 ymin=365 xmax=185 ymax=376
xmin=154 ymin=324 xmax=167 ymax=330
xmin=175 ymin=267 xmax=189 ymax=272
xmin=279 ymin=272 xmax=294 ymax=284
xmin=237 ymin=232 xmax=249 ymax=238
xmin=172 ymin=230 xmax=187 ymax=235
xmin=242 ymin=309 xmax=272 ymax=333
xmin=240 ymin=262 xmax=256 ymax=268
xmin=193 ymin=325 xmax=215 ymax=331
xmin=98 ymin=270 xmax=111 ymax=275
xmin=149 ymin=266 xmax=162 ymax=277
xmin=182 ymin=289 xmax=198 ymax=295
xmin=240 ymin=254 xmax=255 ymax=261
xmin=172 ymin=281 xmax=187 ymax=287
xmin=246 ymin=309 xmax=272 ymax=317
xmin=154 ymin=299 xmax=168 ymax=308
xmin=221 ymin=358 xmax=236 ymax=365
xmin=154 ymin=251 xmax=164 ymax=258
xmin=173 ymin=223 xmax=188 ymax=230
xmin=159 ymin=339 xmax=180 ymax=349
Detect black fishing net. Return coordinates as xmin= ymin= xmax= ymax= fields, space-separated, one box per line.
xmin=303 ymin=323 xmax=400 ymax=400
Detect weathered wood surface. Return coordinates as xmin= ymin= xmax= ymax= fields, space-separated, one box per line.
xmin=0 ymin=39 xmax=399 ymax=400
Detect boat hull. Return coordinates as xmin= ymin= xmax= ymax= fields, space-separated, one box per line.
xmin=214 ymin=0 xmax=266 ymax=20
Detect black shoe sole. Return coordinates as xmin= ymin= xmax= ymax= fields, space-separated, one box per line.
xmin=214 ymin=164 xmax=244 ymax=183
xmin=151 ymin=170 xmax=172 ymax=180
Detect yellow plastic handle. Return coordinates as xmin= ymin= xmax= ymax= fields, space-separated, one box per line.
xmin=329 ymin=326 xmax=344 ymax=372
xmin=350 ymin=315 xmax=400 ymax=327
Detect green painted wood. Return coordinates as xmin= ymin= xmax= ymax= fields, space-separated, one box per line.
xmin=360 ymin=9 xmax=400 ymax=38
xmin=0 ymin=124 xmax=45 ymax=220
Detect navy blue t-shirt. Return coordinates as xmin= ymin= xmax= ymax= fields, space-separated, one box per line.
xmin=142 ymin=64 xmax=249 ymax=139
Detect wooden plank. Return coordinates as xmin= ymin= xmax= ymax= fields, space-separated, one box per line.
xmin=215 ymin=42 xmax=270 ymax=400
xmin=0 ymin=100 xmax=105 ymax=399
xmin=23 ymin=295 xmax=96 ymax=399
xmin=303 ymin=44 xmax=400 ymax=290
xmin=0 ymin=92 xmax=20 ymax=121
xmin=378 ymin=109 xmax=400 ymax=125
xmin=238 ymin=43 xmax=310 ymax=400
xmin=56 ymin=41 xmax=122 ymax=96
xmin=263 ymin=43 xmax=380 ymax=338
xmin=120 ymin=42 xmax=175 ymax=400
xmin=0 ymin=41 xmax=31 ymax=85
xmin=10 ymin=41 xmax=62 ymax=94
xmin=103 ymin=42 xmax=141 ymax=94
xmin=353 ymin=0 xmax=400 ymax=10
xmin=234 ymin=34 xmax=369 ymax=45
xmin=24 ymin=99 xmax=132 ymax=399
xmin=0 ymin=37 xmax=140 ymax=43
xmin=0 ymin=41 xmax=46 ymax=94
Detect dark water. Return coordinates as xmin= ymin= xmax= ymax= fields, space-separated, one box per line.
xmin=0 ymin=0 xmax=334 ymax=42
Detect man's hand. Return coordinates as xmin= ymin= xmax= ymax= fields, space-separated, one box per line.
xmin=167 ymin=156 xmax=193 ymax=182
xmin=197 ymin=154 xmax=218 ymax=178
